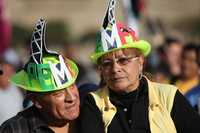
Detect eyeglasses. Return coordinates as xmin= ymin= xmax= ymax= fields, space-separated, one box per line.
xmin=100 ymin=56 xmax=139 ymax=69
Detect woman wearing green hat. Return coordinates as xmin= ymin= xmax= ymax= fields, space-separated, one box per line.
xmin=79 ymin=0 xmax=200 ymax=133
xmin=0 ymin=19 xmax=80 ymax=133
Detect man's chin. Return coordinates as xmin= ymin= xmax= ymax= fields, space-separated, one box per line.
xmin=66 ymin=113 xmax=79 ymax=121
xmin=66 ymin=110 xmax=80 ymax=121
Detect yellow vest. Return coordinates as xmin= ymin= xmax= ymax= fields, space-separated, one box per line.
xmin=90 ymin=78 xmax=177 ymax=133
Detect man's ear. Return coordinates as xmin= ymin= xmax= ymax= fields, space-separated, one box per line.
xmin=31 ymin=96 xmax=43 ymax=109
xmin=34 ymin=101 xmax=42 ymax=109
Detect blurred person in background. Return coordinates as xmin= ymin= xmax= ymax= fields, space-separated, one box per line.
xmin=2 ymin=48 xmax=23 ymax=71
xmin=180 ymin=45 xmax=200 ymax=113
xmin=152 ymin=66 xmax=169 ymax=84
xmin=79 ymin=0 xmax=200 ymax=133
xmin=0 ymin=19 xmax=80 ymax=133
xmin=146 ymin=37 xmax=183 ymax=84
xmin=175 ymin=43 xmax=199 ymax=95
xmin=145 ymin=45 xmax=169 ymax=83
xmin=160 ymin=37 xmax=183 ymax=84
xmin=0 ymin=59 xmax=24 ymax=125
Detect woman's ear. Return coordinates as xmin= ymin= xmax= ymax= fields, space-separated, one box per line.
xmin=138 ymin=55 xmax=144 ymax=71
xmin=97 ymin=65 xmax=103 ymax=75
xmin=97 ymin=65 xmax=101 ymax=71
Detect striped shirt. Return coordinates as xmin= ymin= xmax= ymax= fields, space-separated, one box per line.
xmin=0 ymin=106 xmax=54 ymax=133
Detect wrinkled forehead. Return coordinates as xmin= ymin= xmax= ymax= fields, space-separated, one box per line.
xmin=102 ymin=48 xmax=141 ymax=59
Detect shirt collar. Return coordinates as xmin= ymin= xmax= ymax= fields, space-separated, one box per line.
xmin=24 ymin=106 xmax=49 ymax=130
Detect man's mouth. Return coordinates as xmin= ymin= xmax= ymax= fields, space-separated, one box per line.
xmin=65 ymin=102 xmax=76 ymax=109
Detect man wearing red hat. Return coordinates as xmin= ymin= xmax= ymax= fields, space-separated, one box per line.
xmin=79 ymin=0 xmax=200 ymax=133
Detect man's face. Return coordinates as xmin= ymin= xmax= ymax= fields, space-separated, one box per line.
xmin=181 ymin=50 xmax=199 ymax=79
xmin=36 ymin=84 xmax=80 ymax=122
xmin=99 ymin=48 xmax=144 ymax=93
xmin=166 ymin=43 xmax=182 ymax=65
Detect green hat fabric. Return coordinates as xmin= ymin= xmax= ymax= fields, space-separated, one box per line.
xmin=11 ymin=18 xmax=79 ymax=92
xmin=90 ymin=0 xmax=151 ymax=63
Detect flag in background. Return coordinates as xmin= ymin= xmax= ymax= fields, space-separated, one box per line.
xmin=122 ymin=0 xmax=145 ymax=37
xmin=0 ymin=0 xmax=12 ymax=56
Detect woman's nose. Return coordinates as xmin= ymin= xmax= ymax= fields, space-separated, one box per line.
xmin=111 ymin=60 xmax=121 ymax=73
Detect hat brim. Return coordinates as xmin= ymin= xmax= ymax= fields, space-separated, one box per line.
xmin=90 ymin=40 xmax=151 ymax=64
xmin=11 ymin=59 xmax=79 ymax=92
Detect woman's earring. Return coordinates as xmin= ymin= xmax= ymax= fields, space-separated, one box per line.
xmin=138 ymin=66 xmax=143 ymax=80
xmin=139 ymin=71 xmax=143 ymax=80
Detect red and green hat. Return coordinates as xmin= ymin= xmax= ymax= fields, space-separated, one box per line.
xmin=11 ymin=18 xmax=79 ymax=92
xmin=90 ymin=0 xmax=151 ymax=63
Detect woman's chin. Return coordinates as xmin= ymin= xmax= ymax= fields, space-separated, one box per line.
xmin=110 ymin=83 xmax=129 ymax=92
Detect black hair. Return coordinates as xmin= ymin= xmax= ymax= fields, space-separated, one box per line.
xmin=164 ymin=37 xmax=182 ymax=47
xmin=182 ymin=43 xmax=199 ymax=65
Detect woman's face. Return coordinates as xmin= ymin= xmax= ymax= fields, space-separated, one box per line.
xmin=99 ymin=48 xmax=144 ymax=93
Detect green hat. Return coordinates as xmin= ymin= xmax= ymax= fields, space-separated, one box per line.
xmin=90 ymin=0 xmax=151 ymax=63
xmin=11 ymin=18 xmax=79 ymax=92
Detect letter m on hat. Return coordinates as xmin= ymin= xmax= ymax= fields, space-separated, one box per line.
xmin=49 ymin=55 xmax=72 ymax=87
xmin=101 ymin=24 xmax=122 ymax=52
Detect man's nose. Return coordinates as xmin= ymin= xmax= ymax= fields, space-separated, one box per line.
xmin=65 ymin=88 xmax=76 ymax=102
